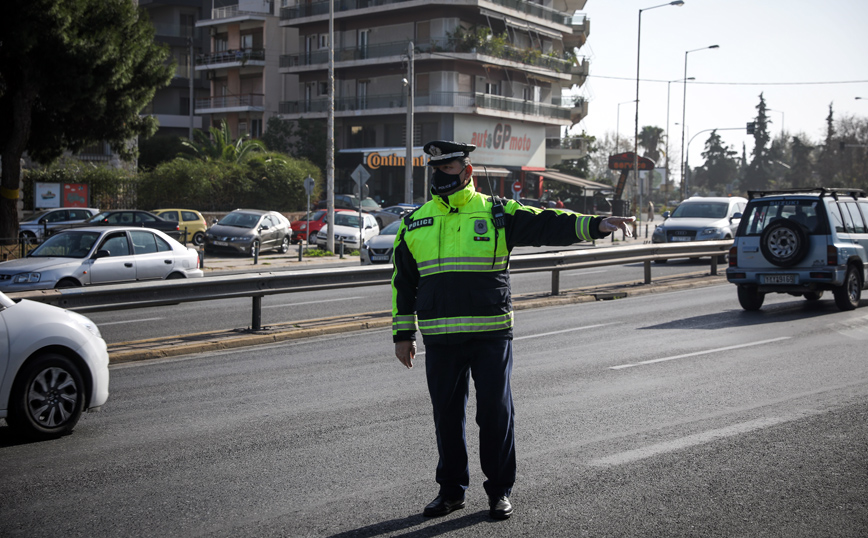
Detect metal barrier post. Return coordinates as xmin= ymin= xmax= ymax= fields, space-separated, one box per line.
xmin=339 ymin=238 xmax=345 ymax=259
xmin=710 ymin=255 xmax=718 ymax=275
xmin=298 ymin=240 xmax=303 ymax=262
xmin=252 ymin=296 xmax=262 ymax=330
xmin=551 ymin=269 xmax=561 ymax=296
xmin=644 ymin=260 xmax=652 ymax=284
xmin=253 ymin=243 xmax=259 ymax=264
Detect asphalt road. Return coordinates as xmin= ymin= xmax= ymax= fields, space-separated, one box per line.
xmin=1 ymin=284 xmax=866 ymax=537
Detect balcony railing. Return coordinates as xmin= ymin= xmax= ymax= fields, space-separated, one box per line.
xmin=196 ymin=94 xmax=265 ymax=111
xmin=212 ymin=2 xmax=273 ymax=20
xmin=279 ymin=91 xmax=570 ymax=120
xmin=281 ymin=38 xmax=573 ymax=73
xmin=280 ymin=0 xmax=571 ymax=25
xmin=197 ymin=49 xmax=266 ymax=67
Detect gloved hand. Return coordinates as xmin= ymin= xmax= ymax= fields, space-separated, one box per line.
xmin=395 ymin=340 xmax=417 ymax=369
xmin=599 ymin=216 xmax=636 ymax=237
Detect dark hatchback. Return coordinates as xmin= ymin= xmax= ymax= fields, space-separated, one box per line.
xmin=50 ymin=210 xmax=181 ymax=240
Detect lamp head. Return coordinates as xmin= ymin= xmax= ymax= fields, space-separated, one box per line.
xmin=671 ymin=0 xmax=685 ymax=5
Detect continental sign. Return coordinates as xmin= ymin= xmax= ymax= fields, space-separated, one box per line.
xmin=608 ymin=152 xmax=655 ymax=171
xmin=366 ymin=152 xmax=426 ymax=169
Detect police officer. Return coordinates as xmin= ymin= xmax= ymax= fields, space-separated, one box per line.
xmin=391 ymin=141 xmax=635 ymax=520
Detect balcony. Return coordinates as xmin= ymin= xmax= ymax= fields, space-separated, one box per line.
xmin=196 ymin=94 xmax=265 ymax=113
xmin=279 ymin=91 xmax=570 ymax=122
xmin=197 ymin=49 xmax=266 ymax=68
xmin=570 ymin=58 xmax=590 ymax=86
xmin=211 ymin=1 xmax=272 ymax=20
xmin=280 ymin=0 xmax=572 ymax=26
xmin=563 ymin=14 xmax=590 ymax=48
xmin=280 ymin=38 xmax=574 ymax=76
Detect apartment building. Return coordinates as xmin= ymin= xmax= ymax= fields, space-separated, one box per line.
xmin=194 ymin=0 xmax=286 ymax=140
xmin=139 ymin=0 xmax=211 ymax=137
xmin=277 ymin=0 xmax=591 ymax=205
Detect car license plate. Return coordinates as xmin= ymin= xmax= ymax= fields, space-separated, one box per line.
xmin=371 ymin=255 xmax=390 ymax=262
xmin=213 ymin=241 xmax=228 ymax=246
xmin=761 ymin=274 xmax=797 ymax=284
xmin=670 ymin=236 xmax=692 ymax=242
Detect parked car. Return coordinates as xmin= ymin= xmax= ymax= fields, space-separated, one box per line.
xmin=290 ymin=208 xmax=351 ymax=244
xmin=369 ymin=204 xmax=418 ymax=228
xmin=152 ymin=208 xmax=208 ymax=246
xmin=0 ymin=227 xmax=203 ymax=291
xmin=0 ymin=290 xmax=109 ymax=439
xmin=727 ymin=188 xmax=868 ymax=311
xmin=315 ymin=194 xmax=381 ymax=213
xmin=18 ymin=207 xmax=100 ymax=241
xmin=51 ymin=209 xmax=182 ymax=239
xmin=361 ymin=219 xmax=400 ymax=265
xmin=315 ymin=211 xmax=379 ymax=251
xmin=204 ymin=209 xmax=292 ymax=255
xmin=651 ymin=196 xmax=747 ymax=263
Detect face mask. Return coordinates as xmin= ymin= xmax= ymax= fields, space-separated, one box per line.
xmin=432 ymin=167 xmax=465 ymax=195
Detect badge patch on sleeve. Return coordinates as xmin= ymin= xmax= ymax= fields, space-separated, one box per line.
xmin=474 ymin=219 xmax=488 ymax=234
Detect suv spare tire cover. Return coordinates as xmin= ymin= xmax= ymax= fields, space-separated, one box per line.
xmin=760 ymin=219 xmax=809 ymax=267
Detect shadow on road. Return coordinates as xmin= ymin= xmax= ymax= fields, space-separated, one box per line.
xmin=326 ymin=509 xmax=503 ymax=537
xmin=639 ymin=299 xmax=844 ymax=331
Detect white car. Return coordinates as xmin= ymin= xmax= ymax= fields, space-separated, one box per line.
xmin=315 ymin=211 xmax=380 ymax=251
xmin=18 ymin=207 xmax=100 ymax=241
xmin=0 ymin=227 xmax=204 ymax=292
xmin=0 ymin=291 xmax=109 ymax=439
xmin=361 ymin=219 xmax=400 ymax=264
xmin=651 ymin=196 xmax=747 ymax=263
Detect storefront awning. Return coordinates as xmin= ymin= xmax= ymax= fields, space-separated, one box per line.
xmin=537 ymin=169 xmax=612 ymax=192
xmin=475 ymin=166 xmax=511 ymax=177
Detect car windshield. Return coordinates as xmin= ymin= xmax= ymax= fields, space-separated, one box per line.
xmin=360 ymin=199 xmax=380 ymax=209
xmin=87 ymin=211 xmax=112 ymax=223
xmin=219 ymin=212 xmax=260 ymax=228
xmin=381 ymin=220 xmax=401 ymax=235
xmin=333 ymin=213 xmax=362 ymax=228
xmin=740 ymin=199 xmax=821 ymax=236
xmin=671 ymin=202 xmax=728 ymax=219
xmin=30 ymin=231 xmax=100 ymax=258
xmin=26 ymin=210 xmax=53 ymax=222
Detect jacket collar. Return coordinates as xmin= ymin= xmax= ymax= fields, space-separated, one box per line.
xmin=433 ymin=180 xmax=476 ymax=210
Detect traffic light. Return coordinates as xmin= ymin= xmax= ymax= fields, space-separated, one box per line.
xmin=746 ymin=122 xmax=756 ymax=135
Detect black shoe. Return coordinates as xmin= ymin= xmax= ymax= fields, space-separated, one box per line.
xmin=489 ymin=495 xmax=513 ymax=520
xmin=423 ymin=494 xmax=466 ymax=517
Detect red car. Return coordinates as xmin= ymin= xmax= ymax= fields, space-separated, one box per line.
xmin=291 ymin=209 xmax=350 ymax=244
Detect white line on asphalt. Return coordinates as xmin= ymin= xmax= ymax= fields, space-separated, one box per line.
xmin=609 ymin=337 xmax=791 ymax=370
xmin=515 ymin=323 xmax=611 ymax=341
xmin=587 ymin=411 xmax=821 ymax=467
xmin=97 ymin=317 xmax=164 ymax=326
xmin=262 ymin=297 xmax=364 ymax=308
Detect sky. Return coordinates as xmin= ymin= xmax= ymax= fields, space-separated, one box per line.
xmin=570 ymin=0 xmax=868 ymax=183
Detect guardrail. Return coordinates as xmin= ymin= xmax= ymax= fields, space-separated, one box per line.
xmin=8 ymin=241 xmax=732 ymax=330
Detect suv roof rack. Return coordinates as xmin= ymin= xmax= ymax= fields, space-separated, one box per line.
xmin=747 ymin=187 xmax=867 ymax=200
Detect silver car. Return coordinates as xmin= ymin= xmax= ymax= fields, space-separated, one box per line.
xmin=0 ymin=227 xmax=204 ymax=291
xmin=361 ymin=219 xmax=400 ymax=264
xmin=204 ymin=209 xmax=292 ymax=255
xmin=651 ymin=196 xmax=747 ymax=263
xmin=18 ymin=207 xmax=99 ymax=241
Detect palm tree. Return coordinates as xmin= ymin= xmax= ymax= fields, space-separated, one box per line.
xmin=180 ymin=120 xmax=266 ymax=163
xmin=638 ymin=125 xmax=665 ymax=164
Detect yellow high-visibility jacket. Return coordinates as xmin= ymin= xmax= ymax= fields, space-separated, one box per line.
xmin=391 ymin=182 xmax=608 ymax=345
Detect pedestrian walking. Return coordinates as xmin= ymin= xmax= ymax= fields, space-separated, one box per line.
xmin=390 ymin=140 xmax=635 ymax=520
xmin=647 ymin=201 xmax=655 ymax=222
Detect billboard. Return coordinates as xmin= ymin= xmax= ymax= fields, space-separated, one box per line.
xmin=454 ymin=116 xmax=545 ymax=168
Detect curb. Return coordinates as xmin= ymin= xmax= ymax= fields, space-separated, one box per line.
xmin=107 ymin=271 xmax=726 ymax=364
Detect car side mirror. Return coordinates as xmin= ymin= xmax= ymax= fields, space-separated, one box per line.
xmin=94 ymin=249 xmax=111 ymax=259
xmin=212 ymin=218 xmax=219 ymax=224
xmin=662 ymin=211 xmax=671 ymax=219
xmin=38 ymin=218 xmax=47 ymax=224
xmin=731 ymin=212 xmax=743 ymax=223
xmin=260 ymin=225 xmax=270 ymax=231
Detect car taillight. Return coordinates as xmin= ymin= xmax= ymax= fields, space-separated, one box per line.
xmin=827 ymin=245 xmax=838 ymax=265
xmin=728 ymin=246 xmax=737 ymax=266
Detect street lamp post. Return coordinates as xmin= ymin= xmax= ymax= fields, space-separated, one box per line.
xmin=679 ymin=44 xmax=719 ymax=199
xmin=768 ymin=108 xmax=785 ymax=134
xmin=616 ymin=100 xmax=636 ymax=152
xmin=665 ymin=77 xmax=693 ymax=201
xmin=634 ymin=1 xmax=684 ymax=220
xmin=404 ymin=42 xmax=414 ymax=204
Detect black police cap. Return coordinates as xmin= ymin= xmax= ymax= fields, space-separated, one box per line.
xmin=423 ymin=140 xmax=476 ymax=166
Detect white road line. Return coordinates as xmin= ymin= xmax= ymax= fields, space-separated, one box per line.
xmin=610 ymin=337 xmax=791 ymax=370
xmin=97 ymin=317 xmax=164 ymax=326
xmin=515 ymin=323 xmax=611 ymax=341
xmin=587 ymin=415 xmax=798 ymax=467
xmin=262 ymin=297 xmax=364 ymax=308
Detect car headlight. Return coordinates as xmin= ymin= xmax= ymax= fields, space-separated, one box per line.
xmin=12 ymin=272 xmax=40 ymax=284
xmin=701 ymin=227 xmax=721 ymax=236
xmin=299 ymin=224 xmax=307 ymax=230
xmin=66 ymin=310 xmax=102 ymax=338
xmin=229 ymin=236 xmax=250 ymax=242
xmin=652 ymin=227 xmax=664 ymax=237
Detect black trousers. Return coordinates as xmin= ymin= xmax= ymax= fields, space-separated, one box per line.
xmin=424 ymin=337 xmax=516 ymax=499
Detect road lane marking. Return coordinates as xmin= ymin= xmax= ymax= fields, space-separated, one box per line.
xmin=588 ymin=416 xmax=794 ymax=467
xmin=97 ymin=317 xmax=164 ymax=326
xmin=262 ymin=297 xmax=364 ymax=308
xmin=515 ymin=324 xmax=611 ymax=341
xmin=609 ymin=337 xmax=791 ymax=370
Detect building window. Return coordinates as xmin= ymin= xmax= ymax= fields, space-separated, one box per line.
xmin=357 ymin=81 xmax=368 ymax=110
xmin=348 ymin=126 xmax=376 ymax=148
xmin=251 ymin=118 xmax=262 ymax=139
xmin=319 ymin=34 xmax=329 ymax=49
xmin=318 ymin=81 xmax=328 ymax=96
xmin=485 ymin=82 xmax=500 ymax=96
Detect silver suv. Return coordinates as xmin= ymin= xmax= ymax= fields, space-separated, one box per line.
xmin=726 ymin=188 xmax=868 ymax=311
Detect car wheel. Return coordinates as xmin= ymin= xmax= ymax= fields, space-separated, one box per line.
xmin=166 ymin=272 xmax=184 ymax=280
xmin=737 ymin=285 xmax=765 ymax=311
xmin=192 ymin=231 xmax=206 ymax=246
xmin=833 ymin=265 xmax=861 ymax=311
xmin=278 ymin=236 xmax=290 ymax=254
xmin=250 ymin=240 xmax=260 ymax=256
xmin=19 ymin=230 xmax=37 ymax=242
xmin=6 ymin=353 xmax=86 ymax=439
xmin=55 ymin=278 xmax=81 ymax=289
xmin=760 ymin=219 xmax=809 ymax=267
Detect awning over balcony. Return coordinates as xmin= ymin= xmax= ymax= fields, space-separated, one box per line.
xmin=537 ymin=169 xmax=612 ymax=191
